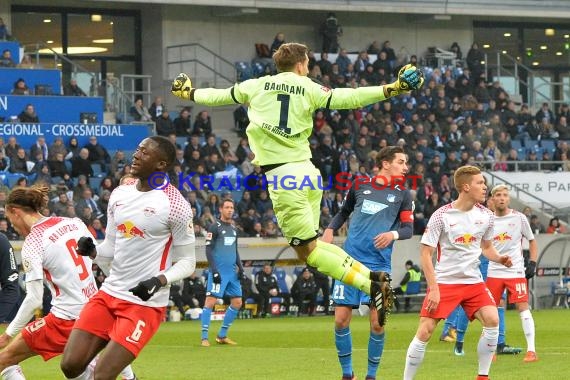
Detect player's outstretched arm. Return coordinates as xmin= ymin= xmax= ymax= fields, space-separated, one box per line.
xmin=171 ymin=73 xmax=237 ymax=106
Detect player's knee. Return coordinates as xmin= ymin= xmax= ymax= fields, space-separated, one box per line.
xmin=60 ymin=358 xmax=84 ymax=378
xmin=0 ymin=351 xmax=16 ymax=371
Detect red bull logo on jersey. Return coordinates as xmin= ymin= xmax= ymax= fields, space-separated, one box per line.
xmin=493 ymin=232 xmax=512 ymax=242
xmin=116 ymin=221 xmax=145 ymax=239
xmin=454 ymin=233 xmax=478 ymax=245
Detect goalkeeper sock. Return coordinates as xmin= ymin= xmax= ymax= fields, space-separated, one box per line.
xmin=201 ymin=307 xmax=213 ymax=341
xmin=1 ymin=365 xmax=25 ymax=380
xmin=367 ymin=331 xmax=385 ymax=379
xmin=335 ymin=327 xmax=352 ymax=377
xmin=307 ymin=241 xmax=372 ymax=294
xmin=219 ymin=306 xmax=239 ymax=338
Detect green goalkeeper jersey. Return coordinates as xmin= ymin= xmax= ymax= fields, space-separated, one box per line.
xmin=193 ymin=71 xmax=388 ymax=166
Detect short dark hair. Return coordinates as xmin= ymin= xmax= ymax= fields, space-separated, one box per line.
xmin=376 ymin=146 xmax=406 ymax=167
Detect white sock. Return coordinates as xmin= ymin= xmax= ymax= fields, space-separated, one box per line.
xmin=1 ymin=365 xmax=25 ymax=380
xmin=520 ymin=309 xmax=536 ymax=352
xmin=477 ymin=327 xmax=498 ymax=376
xmin=403 ymin=336 xmax=428 ymax=380
xmin=120 ymin=365 xmax=135 ymax=379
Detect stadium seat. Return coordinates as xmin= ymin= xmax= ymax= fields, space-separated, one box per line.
xmin=6 ymin=174 xmax=25 ymax=188
xmin=176 ymin=137 xmax=187 ymax=148
xmin=251 ymin=61 xmax=266 ymax=77
xmin=91 ymin=163 xmax=103 ymax=177
xmin=235 ymin=61 xmax=253 ymax=82
xmin=89 ymin=177 xmax=103 ymax=194
xmin=511 ymin=140 xmax=522 ymax=151
xmin=540 ymin=139 xmax=556 ymax=153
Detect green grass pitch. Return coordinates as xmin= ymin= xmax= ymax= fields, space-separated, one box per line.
xmin=11 ymin=309 xmax=570 ymax=379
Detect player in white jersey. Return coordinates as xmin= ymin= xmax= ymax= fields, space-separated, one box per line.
xmin=486 ymin=184 xmax=538 ymax=363
xmin=61 ymin=136 xmax=196 ymax=380
xmin=0 ymin=185 xmax=97 ymax=380
xmin=403 ymin=166 xmax=512 ymax=380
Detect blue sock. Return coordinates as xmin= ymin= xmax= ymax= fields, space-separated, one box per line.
xmin=367 ymin=331 xmax=384 ymax=379
xmin=456 ymin=307 xmax=469 ymax=343
xmin=498 ymin=306 xmax=505 ymax=345
xmin=443 ymin=306 xmax=460 ymax=335
xmin=335 ymin=327 xmax=352 ymax=377
xmin=200 ymin=307 xmax=212 ymax=341
xmin=218 ymin=306 xmax=239 ymax=338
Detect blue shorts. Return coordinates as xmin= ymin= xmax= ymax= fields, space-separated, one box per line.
xmin=205 ymin=272 xmax=242 ymax=298
xmin=332 ymin=280 xmax=370 ymax=308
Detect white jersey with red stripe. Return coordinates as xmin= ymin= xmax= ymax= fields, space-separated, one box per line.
xmin=21 ymin=217 xmax=97 ymax=320
xmin=100 ymin=182 xmax=194 ymax=307
xmin=487 ymin=209 xmax=534 ymax=279
xmin=421 ymin=203 xmax=494 ymax=284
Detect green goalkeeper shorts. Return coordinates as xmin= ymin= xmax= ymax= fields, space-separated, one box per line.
xmin=265 ymin=160 xmax=322 ymax=244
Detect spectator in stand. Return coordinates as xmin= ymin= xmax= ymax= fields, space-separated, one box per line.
xmin=200 ymin=134 xmax=221 ymax=158
xmin=450 ymin=42 xmax=463 ymax=60
xmin=33 ymin=163 xmax=52 ymax=186
xmin=63 ymin=78 xmax=87 ymax=96
xmin=174 ymin=107 xmax=192 ymax=137
xmin=466 ymin=42 xmax=485 ymax=83
xmin=0 ymin=18 xmax=11 ymax=41
xmin=71 ymin=148 xmax=94 ymax=178
xmin=181 ymin=272 xmax=206 ymax=309
xmin=11 ymin=78 xmax=31 ymax=95
xmin=50 ymin=192 xmax=70 ymax=216
xmin=291 ymin=267 xmax=318 ymax=316
xmin=317 ymin=52 xmax=333 ymax=78
xmin=155 ymin=109 xmax=175 ymax=136
xmin=84 ymin=136 xmax=110 ymax=172
xmin=320 ymin=12 xmax=342 ymax=53
xmin=535 ymin=102 xmax=554 ymax=124
xmin=193 ymin=111 xmax=212 ymax=137
xmin=529 ymin=215 xmax=546 ymax=235
xmin=381 ymin=40 xmax=397 ymax=67
xmin=148 ymin=96 xmax=165 ymax=122
xmin=15 ymin=178 xmax=28 ymax=188
xmin=130 ymin=98 xmax=152 ymax=122
xmin=0 ymin=151 xmax=8 ymax=172
xmin=87 ymin=218 xmax=106 ymax=240
xmin=48 ymin=152 xmax=70 ymax=179
xmin=66 ymin=137 xmax=81 ymax=160
xmin=546 ymin=217 xmax=567 ymax=234
xmin=0 ymin=218 xmax=19 ymax=240
xmin=0 ymin=49 xmax=15 ymax=67
xmin=8 ymin=148 xmax=30 ymax=176
xmin=75 ymin=187 xmax=103 ymax=220
xmin=270 ymin=32 xmax=286 ymax=55
xmin=109 ymin=150 xmax=129 ymax=177
xmin=254 ymin=264 xmax=281 ymax=318
xmin=47 ymin=137 xmax=67 ymax=162
xmin=30 ymin=137 xmax=49 ymax=163
xmin=220 ymin=139 xmax=239 ymax=168
xmin=18 ymin=104 xmax=39 ymax=123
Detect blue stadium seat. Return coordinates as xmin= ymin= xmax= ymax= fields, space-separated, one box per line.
xmin=540 ymin=139 xmax=556 ymax=153
xmin=89 ymin=177 xmax=103 ymax=194
xmin=235 ymin=61 xmax=252 ymax=82
xmin=6 ymin=174 xmax=25 ymax=188
xmin=510 ymin=140 xmax=522 ymax=151
xmin=91 ymin=163 xmax=103 ymax=177
xmin=50 ymin=176 xmax=63 ymax=185
xmin=251 ymin=61 xmax=266 ymax=77
xmin=176 ymin=137 xmax=187 ymax=148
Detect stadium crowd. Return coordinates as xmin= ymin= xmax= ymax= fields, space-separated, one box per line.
xmin=3 ymin=42 xmax=570 ymax=240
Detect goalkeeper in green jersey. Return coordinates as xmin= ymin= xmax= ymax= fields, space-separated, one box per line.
xmin=172 ymin=42 xmax=423 ymax=326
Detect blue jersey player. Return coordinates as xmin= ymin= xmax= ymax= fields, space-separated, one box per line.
xmin=200 ymin=199 xmax=244 ymax=347
xmin=322 ymin=146 xmax=414 ymax=380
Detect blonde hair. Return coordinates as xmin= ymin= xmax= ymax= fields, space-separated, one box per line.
xmin=453 ymin=165 xmax=481 ymax=191
xmin=490 ymin=184 xmax=509 ymax=196
xmin=273 ymin=43 xmax=308 ymax=73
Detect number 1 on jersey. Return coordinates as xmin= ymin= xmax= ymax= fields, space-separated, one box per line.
xmin=276 ymin=94 xmax=292 ymax=134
